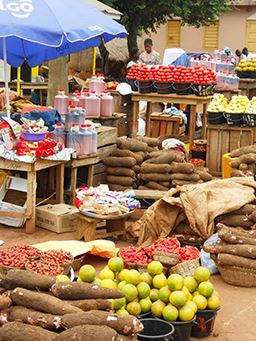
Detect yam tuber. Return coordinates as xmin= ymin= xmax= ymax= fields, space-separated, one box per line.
xmin=239 ymin=163 xmax=249 ymax=171
xmin=111 ymin=149 xmax=136 ymax=158
xmin=5 ymin=306 xmax=62 ymax=331
xmin=134 ymin=165 xmax=141 ymax=173
xmin=63 ymin=298 xmax=112 ymax=311
xmin=170 ymin=162 xmax=194 ymax=174
xmin=217 ymin=224 xmax=256 ymax=245
xmin=233 ymin=204 xmax=256 ymax=216
xmin=0 ymin=287 xmax=6 ymax=294
xmin=51 ymin=282 xmax=124 ymax=300
xmin=4 ymin=269 xmax=56 ymax=291
xmin=217 ymin=253 xmax=256 ymax=270
xmin=139 ymin=173 xmax=172 ymax=182
xmin=53 ymin=325 xmax=119 ymax=341
xmin=133 ymin=152 xmax=145 ymax=164
xmin=108 ymin=184 xmax=131 ymax=192
xmin=230 ymin=153 xmax=256 ymax=168
xmin=249 ymin=211 xmax=256 ymax=223
xmin=137 ymin=136 xmax=158 ymax=147
xmin=230 ymin=145 xmax=256 ymax=158
xmin=146 ymin=181 xmax=169 ymax=191
xmin=0 ymin=321 xmax=56 ymax=341
xmin=0 ymin=294 xmax=11 ymax=310
xmin=106 ymin=175 xmax=135 ymax=186
xmin=141 ymin=163 xmax=172 ymax=174
xmin=195 ymin=170 xmax=213 ymax=182
xmin=172 ymin=180 xmax=199 ymax=186
xmin=217 ymin=214 xmax=253 ymax=228
xmin=60 ymin=310 xmax=143 ymax=335
xmin=170 ymin=173 xmax=200 ymax=181
xmin=103 ymin=157 xmax=136 ymax=168
xmin=117 ymin=138 xmax=148 ymax=152
xmin=106 ymin=167 xmax=136 ymax=178
xmin=147 ymin=151 xmax=184 ymax=164
xmin=203 ymin=243 xmax=256 ymax=259
xmin=11 ymin=288 xmax=82 ymax=315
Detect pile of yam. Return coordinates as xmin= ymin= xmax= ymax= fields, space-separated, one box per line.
xmin=204 ymin=223 xmax=256 ymax=272
xmin=0 ymin=269 xmax=143 ymax=341
xmin=229 ymin=144 xmax=256 ymax=177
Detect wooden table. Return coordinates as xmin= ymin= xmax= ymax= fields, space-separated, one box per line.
xmin=131 ymin=93 xmax=212 ymax=149
xmin=239 ymin=78 xmax=256 ymax=99
xmin=0 ymin=158 xmax=65 ymax=234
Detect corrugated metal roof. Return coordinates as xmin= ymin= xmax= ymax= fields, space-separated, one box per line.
xmin=82 ymin=0 xmax=122 ymax=19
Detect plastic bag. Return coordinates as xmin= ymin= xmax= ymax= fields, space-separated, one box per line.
xmin=200 ymin=233 xmax=219 ymax=274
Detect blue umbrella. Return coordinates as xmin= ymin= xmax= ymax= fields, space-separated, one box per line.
xmin=0 ymin=0 xmax=128 ymax=116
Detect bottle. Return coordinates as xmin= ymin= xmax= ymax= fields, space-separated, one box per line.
xmin=71 ymin=92 xmax=80 ymax=107
xmin=88 ymin=124 xmax=97 ymax=154
xmin=101 ymin=91 xmax=114 ymax=117
xmin=66 ymin=124 xmax=82 ymax=155
xmin=51 ymin=122 xmax=66 ymax=146
xmin=86 ymin=91 xmax=101 ymax=117
xmin=65 ymin=106 xmax=79 ymax=131
xmin=80 ymin=124 xmax=92 ymax=155
xmin=89 ymin=75 xmax=106 ymax=95
xmin=97 ymin=74 xmax=106 ymax=94
xmin=80 ymin=90 xmax=89 ymax=110
xmin=54 ymin=88 xmax=68 ymax=117
xmin=77 ymin=105 xmax=86 ymax=126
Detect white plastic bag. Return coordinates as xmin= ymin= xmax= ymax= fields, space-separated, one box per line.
xmin=200 ymin=233 xmax=219 ymax=274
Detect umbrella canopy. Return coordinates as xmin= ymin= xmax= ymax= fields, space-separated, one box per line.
xmin=0 ymin=0 xmax=127 ymax=67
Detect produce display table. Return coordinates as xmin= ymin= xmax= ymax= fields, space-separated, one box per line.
xmin=239 ymin=78 xmax=256 ymax=99
xmin=206 ymin=124 xmax=256 ymax=176
xmin=131 ymin=93 xmax=212 ymax=150
xmin=0 ymin=158 xmax=65 ymax=234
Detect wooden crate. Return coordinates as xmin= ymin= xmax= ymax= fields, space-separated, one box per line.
xmin=150 ymin=113 xmax=183 ymax=138
xmin=206 ymin=124 xmax=256 ymax=175
xmin=93 ymin=114 xmax=127 ymax=136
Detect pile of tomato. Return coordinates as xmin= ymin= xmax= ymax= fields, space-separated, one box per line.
xmin=120 ymin=237 xmax=200 ymax=266
xmin=126 ymin=64 xmax=216 ymax=85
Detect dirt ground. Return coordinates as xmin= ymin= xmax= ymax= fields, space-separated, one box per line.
xmin=0 ymin=225 xmax=255 ymax=341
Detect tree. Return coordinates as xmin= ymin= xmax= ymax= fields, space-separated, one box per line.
xmin=101 ymin=0 xmax=232 ymax=56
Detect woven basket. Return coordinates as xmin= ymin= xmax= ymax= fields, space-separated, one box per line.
xmin=153 ymin=252 xmax=180 ymax=266
xmin=170 ymin=258 xmax=200 ymax=277
xmin=217 ymin=264 xmax=256 ymax=287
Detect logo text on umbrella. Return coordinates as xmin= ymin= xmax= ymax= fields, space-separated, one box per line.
xmin=0 ymin=0 xmax=34 ymax=19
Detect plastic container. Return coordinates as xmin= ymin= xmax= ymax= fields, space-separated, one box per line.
xmin=101 ymin=91 xmax=114 ymax=117
xmin=225 ymin=113 xmax=243 ymax=127
xmin=126 ymin=78 xmax=138 ymax=91
xmin=79 ymin=124 xmax=92 ymax=155
xmin=51 ymin=123 xmax=66 ymax=146
xmin=77 ymin=105 xmax=86 ymax=126
xmin=86 ymin=92 xmax=101 ymax=117
xmin=89 ymin=75 xmax=106 ymax=95
xmin=136 ymin=80 xmax=153 ymax=94
xmin=192 ymin=84 xmax=215 ymax=97
xmin=154 ymin=81 xmax=173 ymax=94
xmin=80 ymin=91 xmax=89 ymax=109
xmin=207 ymin=111 xmax=226 ymax=125
xmin=71 ymin=93 xmax=80 ymax=107
xmin=138 ymin=318 xmax=175 ymax=341
xmin=66 ymin=124 xmax=83 ymax=155
xmin=191 ymin=309 xmax=220 ymax=339
xmin=54 ymin=89 xmax=68 ymax=117
xmin=167 ymin=318 xmax=195 ymax=341
xmin=22 ymin=131 xmax=46 ymax=142
xmin=243 ymin=113 xmax=256 ymax=127
xmin=89 ymin=125 xmax=97 ymax=154
xmin=173 ymin=82 xmax=192 ymax=95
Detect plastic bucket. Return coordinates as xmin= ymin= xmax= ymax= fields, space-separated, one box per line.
xmin=191 ymin=309 xmax=220 ymax=339
xmin=22 ymin=131 xmax=47 ymax=142
xmin=138 ymin=318 xmax=175 ymax=341
xmin=173 ymin=82 xmax=191 ymax=96
xmin=243 ymin=113 xmax=256 ymax=127
xmin=126 ymin=78 xmax=138 ymax=91
xmin=155 ymin=317 xmax=195 ymax=341
xmin=154 ymin=81 xmax=173 ymax=95
xmin=192 ymin=83 xmax=215 ymax=97
xmin=136 ymin=80 xmax=153 ymax=94
xmin=191 ymin=150 xmax=206 ymax=161
xmin=207 ymin=111 xmax=226 ymax=125
xmin=138 ymin=312 xmax=152 ymax=319
xmin=224 ymin=113 xmax=243 ymax=127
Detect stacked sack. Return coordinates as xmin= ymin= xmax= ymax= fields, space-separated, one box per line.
xmin=103 ymin=137 xmax=158 ymax=191
xmin=229 ymin=144 xmax=256 ymax=177
xmin=138 ymin=150 xmax=184 ymax=191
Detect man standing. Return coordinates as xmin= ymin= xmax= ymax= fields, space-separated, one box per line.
xmin=139 ymin=38 xmax=160 ymax=65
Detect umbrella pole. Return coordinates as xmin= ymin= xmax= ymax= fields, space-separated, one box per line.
xmin=2 ymin=37 xmax=10 ymax=118
xmin=93 ymin=47 xmax=96 ymax=74
xmin=17 ymin=67 xmax=21 ymax=96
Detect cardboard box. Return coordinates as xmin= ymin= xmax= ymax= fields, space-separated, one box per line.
xmin=36 ymin=204 xmax=79 ymax=233
xmin=0 ymin=176 xmax=27 ymax=227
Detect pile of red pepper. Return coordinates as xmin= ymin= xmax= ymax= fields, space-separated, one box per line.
xmin=188 ymin=158 xmax=205 ymax=167
xmin=120 ymin=237 xmax=199 ymax=266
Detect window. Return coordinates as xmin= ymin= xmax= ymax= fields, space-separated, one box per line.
xmin=167 ymin=20 xmax=181 ymax=47
xmin=246 ymin=20 xmax=256 ymax=52
xmin=204 ymin=22 xmax=219 ymax=49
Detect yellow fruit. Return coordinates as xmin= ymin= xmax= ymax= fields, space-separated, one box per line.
xmin=147 ymin=261 xmax=163 ymax=276
xmin=126 ymin=301 xmax=141 ymax=316
xmin=56 ymin=275 xmax=70 ymax=283
xmin=186 ymin=300 xmax=198 ymax=313
xmin=158 ymin=286 xmax=171 ymax=303
xmin=182 ymin=286 xmax=191 ymax=301
xmin=100 ymin=279 xmax=116 ymax=289
xmin=151 ymin=299 xmax=166 ymax=318
xmin=137 ymin=282 xmax=151 ymax=299
xmin=192 ymin=294 xmax=208 ymax=310
xmin=153 ymin=274 xmax=168 ymax=289
xmin=77 ymin=277 xmax=82 ymax=283
xmin=194 ymin=267 xmax=211 ymax=283
xmin=149 ymin=288 xmax=159 ymax=302
xmin=207 ymin=294 xmax=220 ymax=310
xmin=162 ymin=304 xmax=179 ymax=322
xmin=140 ymin=297 xmax=152 ymax=313
xmin=108 ymin=257 xmax=124 ymax=272
xmin=116 ymin=307 xmax=129 ymax=316
xmin=127 ymin=270 xmax=141 ymax=285
xmin=184 ymin=276 xmax=198 ymax=293
xmin=118 ymin=280 xmax=127 ymax=291
xmin=140 ymin=272 xmax=153 ymax=286
xmin=169 ymin=291 xmax=186 ymax=308
xmin=179 ymin=304 xmax=195 ymax=321
xmin=112 ymin=297 xmax=126 ymax=310
xmin=198 ymin=281 xmax=214 ymax=298
xmin=168 ymin=274 xmax=184 ymax=291
xmin=118 ymin=269 xmax=130 ymax=282
xmin=79 ymin=265 xmax=96 ymax=283
xmin=99 ymin=267 xmax=115 ymax=281
xmin=92 ymin=278 xmax=101 ymax=285
xmin=121 ymin=284 xmax=138 ymax=302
